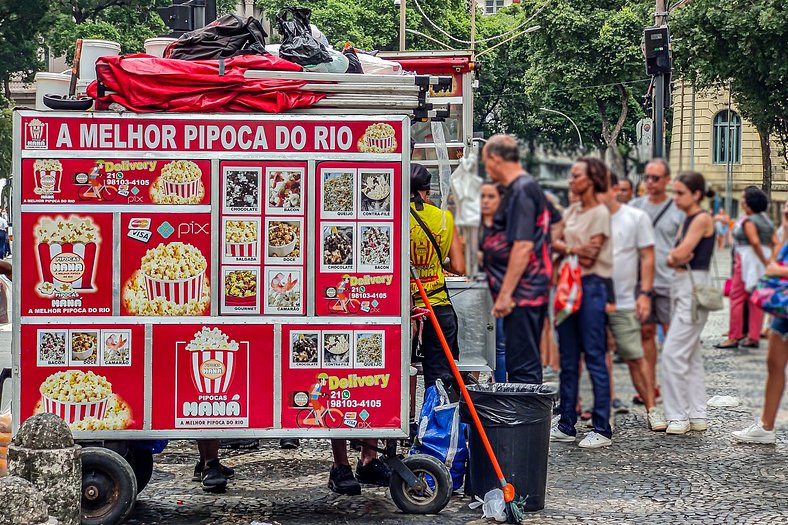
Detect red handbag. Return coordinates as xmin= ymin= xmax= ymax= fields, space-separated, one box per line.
xmin=554 ymin=256 xmax=583 ymax=325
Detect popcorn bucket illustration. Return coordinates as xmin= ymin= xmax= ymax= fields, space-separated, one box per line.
xmin=35 ymin=169 xmax=63 ymax=194
xmin=41 ymin=393 xmax=110 ymax=425
xmin=37 ymin=242 xmax=99 ymax=290
xmin=225 ymin=241 xmax=257 ymax=258
xmin=365 ymin=135 xmax=395 ymax=151
xmin=163 ymin=179 xmax=200 ymax=200
xmin=187 ymin=347 xmax=238 ymax=394
xmin=144 ymin=269 xmax=205 ymax=306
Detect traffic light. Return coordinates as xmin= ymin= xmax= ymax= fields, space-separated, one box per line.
xmin=157 ymin=0 xmax=215 ymax=36
xmin=644 ymin=26 xmax=671 ymax=76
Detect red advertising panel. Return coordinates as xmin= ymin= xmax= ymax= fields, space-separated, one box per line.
xmin=281 ymin=325 xmax=402 ymax=430
xmin=19 ymin=324 xmax=145 ymax=431
xmin=21 ymin=212 xmax=113 ymax=317
xmin=218 ymin=161 xmax=308 ymax=316
xmin=20 ymin=158 xmax=211 ymax=205
xmin=120 ymin=212 xmax=212 ymax=316
xmin=314 ymin=162 xmax=402 ymax=317
xmin=150 ymin=324 xmax=275 ymax=430
xmin=21 ymin=116 xmax=403 ymax=154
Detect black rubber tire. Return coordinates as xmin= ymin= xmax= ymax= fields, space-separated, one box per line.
xmin=81 ymin=446 xmax=138 ymax=525
xmin=126 ymin=448 xmax=154 ymax=494
xmin=389 ymin=454 xmax=453 ymax=515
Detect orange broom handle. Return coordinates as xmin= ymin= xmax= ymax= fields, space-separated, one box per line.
xmin=410 ymin=267 xmax=514 ymax=502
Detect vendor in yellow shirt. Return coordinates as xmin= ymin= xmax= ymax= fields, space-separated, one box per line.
xmin=409 ymin=163 xmax=466 ymax=392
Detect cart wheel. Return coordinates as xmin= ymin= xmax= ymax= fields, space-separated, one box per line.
xmin=389 ymin=455 xmax=452 ymax=515
xmin=81 ymin=446 xmax=138 ymax=525
xmin=126 ymin=448 xmax=154 ymax=494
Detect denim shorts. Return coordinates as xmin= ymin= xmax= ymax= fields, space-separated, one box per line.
xmin=771 ymin=316 xmax=788 ymax=339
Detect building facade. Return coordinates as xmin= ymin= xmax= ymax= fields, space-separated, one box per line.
xmin=669 ymin=82 xmax=787 ymax=214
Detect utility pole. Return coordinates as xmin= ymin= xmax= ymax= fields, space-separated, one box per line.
xmin=399 ymin=0 xmax=406 ymax=51
xmin=653 ymin=0 xmax=668 ymax=159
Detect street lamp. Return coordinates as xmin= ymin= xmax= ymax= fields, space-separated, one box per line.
xmin=539 ymin=107 xmax=583 ymax=150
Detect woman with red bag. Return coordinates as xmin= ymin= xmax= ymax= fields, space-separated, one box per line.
xmin=550 ymin=157 xmax=614 ymax=449
xmin=733 ymin=239 xmax=788 ymax=443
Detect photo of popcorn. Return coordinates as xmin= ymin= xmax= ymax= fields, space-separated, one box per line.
xmin=150 ymin=160 xmax=206 ymax=205
xmin=265 ymin=269 xmax=301 ymax=313
xmin=358 ymin=123 xmax=397 ymax=153
xmin=102 ymin=331 xmax=131 ymax=366
xmin=185 ymin=327 xmax=240 ymax=394
xmin=323 ymin=332 xmax=352 ymax=367
xmin=266 ymin=168 xmax=302 ymax=214
xmin=290 ymin=332 xmax=319 ymax=367
xmin=34 ymin=391 xmax=132 ymax=431
xmin=39 ymin=370 xmax=113 ymax=426
xmin=355 ymin=332 xmax=385 ymax=368
xmin=37 ymin=331 xmax=67 ymax=366
xmin=360 ymin=171 xmax=392 ymax=215
xmin=266 ymin=220 xmax=301 ymax=261
xmin=224 ymin=219 xmax=259 ymax=260
xmin=225 ymin=269 xmax=257 ymax=306
xmin=359 ymin=224 xmax=392 ymax=271
xmin=224 ymin=168 xmax=260 ymax=212
xmin=34 ymin=215 xmax=100 ymax=291
xmin=123 ymin=241 xmax=210 ymax=316
xmin=322 ymin=171 xmax=355 ymax=217
xmin=32 ymin=159 xmax=63 ymax=195
xmin=70 ymin=332 xmax=98 ymax=365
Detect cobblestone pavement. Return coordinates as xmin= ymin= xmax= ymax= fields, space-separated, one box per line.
xmin=128 ymin=287 xmax=788 ymax=524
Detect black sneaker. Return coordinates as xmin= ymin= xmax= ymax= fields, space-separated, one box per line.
xmin=201 ymin=459 xmax=228 ymax=493
xmin=193 ymin=460 xmax=235 ymax=482
xmin=328 ymin=464 xmax=361 ymax=496
xmin=279 ymin=438 xmax=300 ymax=450
xmin=355 ymin=458 xmax=391 ymax=486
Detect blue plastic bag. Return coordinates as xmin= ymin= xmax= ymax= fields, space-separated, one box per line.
xmin=410 ymin=380 xmax=468 ymax=491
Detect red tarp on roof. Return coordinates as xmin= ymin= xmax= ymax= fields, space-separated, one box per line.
xmin=391 ymin=57 xmax=472 ymax=76
xmin=87 ymin=54 xmax=326 ymax=113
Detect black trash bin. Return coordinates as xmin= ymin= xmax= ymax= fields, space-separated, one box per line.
xmin=460 ymin=383 xmax=558 ymax=512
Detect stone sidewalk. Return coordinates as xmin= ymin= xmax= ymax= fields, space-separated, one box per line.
xmin=127 ymin=304 xmax=788 ymax=524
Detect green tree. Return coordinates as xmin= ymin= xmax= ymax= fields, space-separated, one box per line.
xmin=670 ymin=0 xmax=788 ymax=193
xmin=520 ymin=0 xmax=652 ymax=176
xmin=44 ymin=0 xmax=170 ymax=61
xmin=0 ymin=0 xmax=48 ymax=97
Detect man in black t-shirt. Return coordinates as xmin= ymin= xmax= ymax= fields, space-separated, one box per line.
xmin=481 ymin=135 xmax=556 ymax=384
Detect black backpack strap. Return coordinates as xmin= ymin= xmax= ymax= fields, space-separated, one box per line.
xmin=652 ymin=199 xmax=673 ymax=228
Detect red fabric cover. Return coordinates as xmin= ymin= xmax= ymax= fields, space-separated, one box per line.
xmin=87 ymin=54 xmax=326 ymax=113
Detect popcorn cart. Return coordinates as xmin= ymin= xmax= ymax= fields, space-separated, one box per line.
xmin=8 ymin=86 xmax=456 ymax=522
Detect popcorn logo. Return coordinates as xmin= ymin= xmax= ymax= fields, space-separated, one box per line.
xmin=32 ymin=159 xmax=63 ymax=196
xmin=185 ymin=327 xmax=239 ymax=394
xmin=358 ymin=123 xmax=397 ymax=153
xmin=35 ymin=216 xmax=100 ymax=290
xmin=25 ymin=119 xmax=48 ymax=149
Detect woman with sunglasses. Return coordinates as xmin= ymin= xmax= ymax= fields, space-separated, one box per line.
xmin=661 ymin=172 xmax=715 ymax=435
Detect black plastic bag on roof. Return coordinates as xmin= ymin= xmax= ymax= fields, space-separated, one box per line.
xmin=276 ymin=6 xmax=331 ymax=66
xmin=166 ymin=14 xmax=268 ymax=60
xmin=342 ymin=45 xmax=363 ymax=74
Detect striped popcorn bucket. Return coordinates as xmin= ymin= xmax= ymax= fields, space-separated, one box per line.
xmin=163 ymin=178 xmax=200 ymax=200
xmin=225 ymin=241 xmax=257 ymax=258
xmin=366 ymin=135 xmax=394 ymax=151
xmin=143 ymin=269 xmax=205 ymax=306
xmin=188 ymin=347 xmax=238 ymax=394
xmin=37 ymin=242 xmax=99 ymax=290
xmin=41 ymin=394 xmax=110 ymax=425
xmin=35 ymin=169 xmax=62 ymax=194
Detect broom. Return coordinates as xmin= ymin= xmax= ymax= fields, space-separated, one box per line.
xmin=410 ymin=266 xmax=525 ymax=523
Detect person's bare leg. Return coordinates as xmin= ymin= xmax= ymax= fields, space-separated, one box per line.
xmin=626 ymin=358 xmax=655 ymax=409
xmin=641 ymin=324 xmax=658 ymax=390
xmin=761 ymin=332 xmax=788 ymax=430
xmin=197 ymin=439 xmax=219 ymax=463
xmin=331 ymin=439 xmax=349 ymax=467
xmin=360 ymin=439 xmax=379 ymax=465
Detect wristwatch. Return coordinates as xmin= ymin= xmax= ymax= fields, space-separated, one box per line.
xmin=638 ymin=290 xmax=654 ymax=298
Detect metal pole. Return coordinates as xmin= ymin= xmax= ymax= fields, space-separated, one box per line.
xmin=726 ymin=83 xmax=733 ymax=217
xmin=470 ymin=0 xmax=476 ymax=52
xmin=689 ymin=83 xmax=696 ymax=170
xmin=653 ymin=0 xmax=667 ymax=159
xmin=399 ymin=0 xmax=406 ymax=51
xmin=540 ymin=108 xmax=583 ymax=150
xmin=678 ymin=82 xmax=684 ymax=171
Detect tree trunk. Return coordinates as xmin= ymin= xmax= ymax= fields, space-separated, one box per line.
xmin=596 ymin=84 xmax=629 ymax=178
xmin=758 ymin=127 xmax=772 ymax=197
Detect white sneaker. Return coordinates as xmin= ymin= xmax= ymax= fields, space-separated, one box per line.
xmin=578 ymin=431 xmax=612 ymax=449
xmin=732 ymin=421 xmax=776 ymax=444
xmin=648 ymin=408 xmax=668 ymax=432
xmin=550 ymin=426 xmax=575 ymax=442
xmin=689 ymin=418 xmax=708 ymax=432
xmin=666 ymin=420 xmax=690 ymax=435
